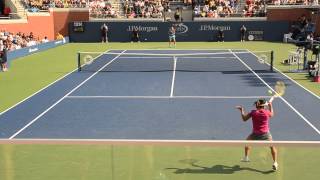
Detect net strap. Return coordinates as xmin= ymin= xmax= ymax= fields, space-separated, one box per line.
xmin=78 ymin=51 xmax=273 ymax=57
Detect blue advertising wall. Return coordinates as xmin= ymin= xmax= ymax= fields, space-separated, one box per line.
xmin=7 ymin=37 xmax=69 ymax=62
xmin=69 ymin=21 xmax=289 ymax=42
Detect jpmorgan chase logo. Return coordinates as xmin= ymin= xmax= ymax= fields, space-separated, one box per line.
xmin=127 ymin=26 xmax=158 ymax=32
xmin=199 ymin=25 xmax=231 ymax=31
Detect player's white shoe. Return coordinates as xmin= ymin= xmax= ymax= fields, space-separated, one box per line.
xmin=241 ymin=156 xmax=250 ymax=162
xmin=272 ymin=162 xmax=278 ymax=171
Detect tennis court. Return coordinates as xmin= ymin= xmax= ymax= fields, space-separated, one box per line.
xmin=0 ymin=48 xmax=320 ymax=180
xmin=0 ymin=49 xmax=319 ymax=141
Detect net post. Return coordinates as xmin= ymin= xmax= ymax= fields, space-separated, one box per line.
xmin=270 ymin=50 xmax=274 ymax=72
xmin=77 ymin=51 xmax=81 ymax=72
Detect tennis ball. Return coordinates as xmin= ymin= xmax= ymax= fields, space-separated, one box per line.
xmin=267 ymin=90 xmax=273 ymax=95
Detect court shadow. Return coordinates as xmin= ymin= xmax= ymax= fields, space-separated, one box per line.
xmin=221 ymin=70 xmax=275 ymax=74
xmin=166 ymin=160 xmax=274 ymax=175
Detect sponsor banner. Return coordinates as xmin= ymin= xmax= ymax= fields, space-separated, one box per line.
xmin=69 ymin=21 xmax=289 ymax=42
xmin=7 ymin=37 xmax=69 ymax=62
xmin=73 ymin=21 xmax=85 ymax=32
xmin=126 ymin=25 xmax=158 ymax=33
xmin=248 ymin=31 xmax=264 ymax=41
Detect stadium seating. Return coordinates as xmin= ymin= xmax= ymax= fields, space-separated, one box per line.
xmin=122 ymin=0 xmax=166 ymax=18
xmin=89 ymin=0 xmax=119 ymax=18
xmin=15 ymin=0 xmax=320 ymax=19
xmin=0 ymin=30 xmax=47 ymax=51
xmin=193 ymin=0 xmax=239 ymax=18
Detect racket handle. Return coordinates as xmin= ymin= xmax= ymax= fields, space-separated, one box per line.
xmin=269 ymin=96 xmax=275 ymax=103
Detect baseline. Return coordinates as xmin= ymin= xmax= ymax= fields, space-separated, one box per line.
xmin=66 ymin=95 xmax=271 ymax=99
xmin=0 ymin=139 xmax=320 ymax=147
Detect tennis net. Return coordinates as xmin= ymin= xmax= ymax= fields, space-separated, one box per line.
xmin=77 ymin=50 xmax=274 ymax=73
xmin=0 ymin=139 xmax=319 ymax=180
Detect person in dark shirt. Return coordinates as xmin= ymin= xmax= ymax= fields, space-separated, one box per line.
xmin=101 ymin=23 xmax=108 ymax=43
xmin=0 ymin=0 xmax=4 ymax=15
xmin=0 ymin=43 xmax=8 ymax=72
xmin=240 ymin=25 xmax=247 ymax=42
xmin=131 ymin=29 xmax=140 ymax=42
xmin=299 ymin=15 xmax=308 ymax=29
xmin=217 ymin=29 xmax=224 ymax=42
xmin=174 ymin=8 xmax=181 ymax=22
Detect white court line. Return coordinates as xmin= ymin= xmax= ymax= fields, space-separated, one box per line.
xmin=0 ymin=138 xmax=320 ymax=147
xmin=80 ymin=52 xmax=241 ymax=57
xmin=230 ymin=50 xmax=320 ymax=135
xmin=118 ymin=57 xmax=171 ymax=59
xmin=8 ymin=50 xmax=126 ymax=139
xmin=0 ymin=50 xmax=112 ymax=116
xmin=117 ymin=56 xmax=237 ymax=59
xmin=0 ymin=72 xmax=76 ymax=116
xmin=246 ymin=49 xmax=319 ymax=100
xmin=66 ymin=95 xmax=271 ymax=99
xmin=0 ymin=49 xmax=231 ymax=115
xmin=108 ymin=48 xmax=234 ymax=51
xmin=178 ymin=57 xmax=237 ymax=59
xmin=170 ymin=57 xmax=177 ymax=97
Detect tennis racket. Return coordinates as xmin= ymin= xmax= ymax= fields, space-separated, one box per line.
xmin=269 ymin=81 xmax=286 ymax=103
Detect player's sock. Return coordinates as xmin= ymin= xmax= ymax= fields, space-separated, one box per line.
xmin=241 ymin=156 xmax=250 ymax=162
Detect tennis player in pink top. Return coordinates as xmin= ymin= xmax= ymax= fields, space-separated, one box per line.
xmin=236 ymin=99 xmax=278 ymax=171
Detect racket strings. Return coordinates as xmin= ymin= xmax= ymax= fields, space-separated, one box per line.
xmin=274 ymin=81 xmax=286 ymax=97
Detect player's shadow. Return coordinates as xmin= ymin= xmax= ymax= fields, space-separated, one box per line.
xmin=166 ymin=159 xmax=274 ymax=175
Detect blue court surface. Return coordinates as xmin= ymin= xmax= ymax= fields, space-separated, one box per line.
xmin=0 ymin=49 xmax=319 ymax=141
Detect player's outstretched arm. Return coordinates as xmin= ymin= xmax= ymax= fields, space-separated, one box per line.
xmin=236 ymin=106 xmax=251 ymax=121
xmin=268 ymin=102 xmax=274 ymax=117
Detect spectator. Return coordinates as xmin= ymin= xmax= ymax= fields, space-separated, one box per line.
xmin=29 ymin=32 xmax=34 ymax=40
xmin=89 ymin=0 xmax=119 ymax=18
xmin=193 ymin=4 xmax=201 ymax=17
xmin=299 ymin=15 xmax=308 ymax=30
xmin=131 ymin=29 xmax=140 ymax=42
xmin=0 ymin=30 xmax=48 ymax=56
xmin=23 ymin=0 xmax=86 ymax=11
xmin=312 ymin=0 xmax=319 ymax=5
xmin=240 ymin=25 xmax=247 ymax=42
xmin=0 ymin=0 xmax=4 ymax=15
xmin=207 ymin=10 xmax=214 ymax=17
xmin=23 ymin=0 xmax=167 ymax=19
xmin=307 ymin=60 xmax=318 ymax=77
xmin=3 ymin=6 xmax=11 ymax=16
xmin=184 ymin=0 xmax=192 ymax=6
xmin=194 ymin=0 xmax=242 ymax=18
xmin=174 ymin=7 xmax=181 ymax=21
xmin=101 ymin=23 xmax=108 ymax=43
xmin=56 ymin=33 xmax=64 ymax=40
xmin=123 ymin=0 xmax=165 ymax=18
xmin=0 ymin=40 xmax=8 ymax=72
xmin=0 ymin=30 xmax=51 ymax=72
xmin=217 ymin=29 xmax=224 ymax=42
xmin=41 ymin=36 xmax=49 ymax=43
